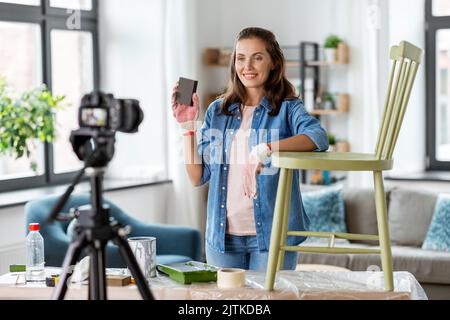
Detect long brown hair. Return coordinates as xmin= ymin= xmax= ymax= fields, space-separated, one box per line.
xmin=220 ymin=27 xmax=297 ymax=116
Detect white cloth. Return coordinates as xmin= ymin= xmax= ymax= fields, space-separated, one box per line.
xmin=163 ymin=0 xmax=206 ymax=238
xmin=71 ymin=256 xmax=90 ymax=283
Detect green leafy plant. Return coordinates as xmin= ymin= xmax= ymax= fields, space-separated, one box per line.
xmin=324 ymin=35 xmax=342 ymax=49
xmin=0 ymin=76 xmax=65 ymax=172
xmin=324 ymin=92 xmax=335 ymax=102
xmin=328 ymin=133 xmax=336 ymax=146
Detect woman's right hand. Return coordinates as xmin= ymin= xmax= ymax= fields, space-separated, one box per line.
xmin=171 ymin=83 xmax=199 ymax=131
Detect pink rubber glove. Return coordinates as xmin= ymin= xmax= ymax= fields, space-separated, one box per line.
xmin=171 ymin=83 xmax=199 ymax=132
xmin=243 ymin=143 xmax=272 ymax=199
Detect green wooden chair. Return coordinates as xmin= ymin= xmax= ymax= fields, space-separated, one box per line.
xmin=265 ymin=41 xmax=423 ymax=291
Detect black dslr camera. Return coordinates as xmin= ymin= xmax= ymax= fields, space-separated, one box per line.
xmin=70 ymin=92 xmax=144 ymax=167
xmin=78 ymin=92 xmax=143 ymax=132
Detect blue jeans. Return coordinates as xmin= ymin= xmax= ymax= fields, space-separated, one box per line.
xmin=206 ymin=234 xmax=299 ymax=271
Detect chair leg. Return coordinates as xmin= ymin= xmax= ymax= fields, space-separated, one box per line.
xmin=265 ymin=168 xmax=289 ymax=291
xmin=277 ymin=169 xmax=293 ymax=271
xmin=373 ymin=171 xmax=394 ymax=291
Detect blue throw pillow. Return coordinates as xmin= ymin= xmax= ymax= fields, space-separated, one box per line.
xmin=422 ymin=195 xmax=450 ymax=252
xmin=302 ymin=186 xmax=347 ymax=233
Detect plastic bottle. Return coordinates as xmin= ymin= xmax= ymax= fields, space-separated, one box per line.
xmin=26 ymin=223 xmax=45 ymax=282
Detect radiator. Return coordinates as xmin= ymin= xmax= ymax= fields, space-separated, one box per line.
xmin=0 ymin=242 xmax=26 ymax=275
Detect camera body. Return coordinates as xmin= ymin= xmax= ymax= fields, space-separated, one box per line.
xmin=78 ymin=92 xmax=143 ymax=133
xmin=71 ymin=92 xmax=144 ymax=167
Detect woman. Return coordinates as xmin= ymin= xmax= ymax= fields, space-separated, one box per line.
xmin=172 ymin=27 xmax=328 ymax=271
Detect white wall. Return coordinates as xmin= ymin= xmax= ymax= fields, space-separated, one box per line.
xmin=199 ymin=0 xmax=349 ymax=45
xmin=0 ymin=206 xmax=25 ymax=249
xmin=197 ymin=0 xmax=353 ymax=97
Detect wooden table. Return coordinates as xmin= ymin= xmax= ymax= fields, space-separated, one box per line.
xmin=0 ymin=270 xmax=427 ymax=300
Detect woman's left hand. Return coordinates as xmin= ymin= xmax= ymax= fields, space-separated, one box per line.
xmin=243 ymin=143 xmax=272 ymax=198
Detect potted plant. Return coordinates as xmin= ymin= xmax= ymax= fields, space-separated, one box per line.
xmin=0 ymin=76 xmax=65 ymax=172
xmin=328 ymin=133 xmax=336 ymax=152
xmin=323 ymin=92 xmax=335 ymax=110
xmin=324 ymin=35 xmax=342 ymax=62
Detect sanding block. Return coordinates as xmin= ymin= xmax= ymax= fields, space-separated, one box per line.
xmin=176 ymin=77 xmax=198 ymax=106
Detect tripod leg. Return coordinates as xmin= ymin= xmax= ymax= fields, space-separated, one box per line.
xmin=88 ymin=240 xmax=108 ymax=300
xmin=114 ymin=234 xmax=154 ymax=300
xmin=52 ymin=233 xmax=87 ymax=300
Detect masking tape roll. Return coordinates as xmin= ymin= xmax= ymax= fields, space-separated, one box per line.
xmin=217 ymin=268 xmax=246 ymax=289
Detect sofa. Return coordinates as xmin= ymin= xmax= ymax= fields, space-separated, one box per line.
xmin=25 ymin=193 xmax=203 ymax=268
xmin=298 ymin=187 xmax=450 ymax=300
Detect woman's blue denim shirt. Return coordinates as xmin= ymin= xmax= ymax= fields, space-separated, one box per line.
xmin=197 ymin=97 xmax=329 ymax=253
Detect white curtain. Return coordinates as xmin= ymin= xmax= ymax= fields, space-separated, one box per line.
xmin=162 ymin=0 xmax=207 ymax=236
xmin=346 ymin=0 xmax=387 ymax=188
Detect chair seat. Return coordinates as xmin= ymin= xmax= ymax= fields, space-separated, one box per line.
xmin=271 ymin=152 xmax=393 ymax=171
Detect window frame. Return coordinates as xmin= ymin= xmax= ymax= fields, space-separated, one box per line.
xmin=0 ymin=0 xmax=99 ymax=192
xmin=426 ymin=0 xmax=450 ymax=170
xmin=45 ymin=0 xmax=97 ymax=19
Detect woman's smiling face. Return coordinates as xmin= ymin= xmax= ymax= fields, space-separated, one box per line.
xmin=235 ymin=37 xmax=273 ymax=91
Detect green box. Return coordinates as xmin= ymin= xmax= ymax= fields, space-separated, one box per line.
xmin=9 ymin=265 xmax=26 ymax=273
xmin=156 ymin=261 xmax=218 ymax=285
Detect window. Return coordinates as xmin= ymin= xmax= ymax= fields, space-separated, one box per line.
xmin=0 ymin=21 xmax=42 ymax=100
xmin=426 ymin=0 xmax=450 ymax=170
xmin=0 ymin=21 xmax=44 ymax=181
xmin=432 ymin=0 xmax=450 ymax=16
xmin=0 ymin=0 xmax=98 ymax=191
xmin=49 ymin=0 xmax=92 ymax=10
xmin=0 ymin=0 xmax=39 ymax=5
xmin=50 ymin=30 xmax=94 ymax=174
xmin=440 ymin=67 xmax=448 ymax=95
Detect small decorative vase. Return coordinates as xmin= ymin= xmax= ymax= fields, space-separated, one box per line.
xmin=323 ymin=100 xmax=335 ymax=110
xmin=324 ymin=48 xmax=336 ymax=62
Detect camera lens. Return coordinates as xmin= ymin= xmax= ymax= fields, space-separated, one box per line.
xmin=117 ymin=99 xmax=144 ymax=133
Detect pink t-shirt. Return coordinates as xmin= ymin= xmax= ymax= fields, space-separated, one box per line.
xmin=226 ymin=105 xmax=257 ymax=235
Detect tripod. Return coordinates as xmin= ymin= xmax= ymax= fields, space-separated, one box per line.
xmin=48 ymin=167 xmax=153 ymax=300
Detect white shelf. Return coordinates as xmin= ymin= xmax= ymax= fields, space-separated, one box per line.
xmin=309 ymin=109 xmax=348 ymax=116
xmin=306 ymin=61 xmax=348 ymax=67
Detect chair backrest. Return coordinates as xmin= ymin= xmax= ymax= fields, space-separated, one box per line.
xmin=375 ymin=41 xmax=423 ymax=160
